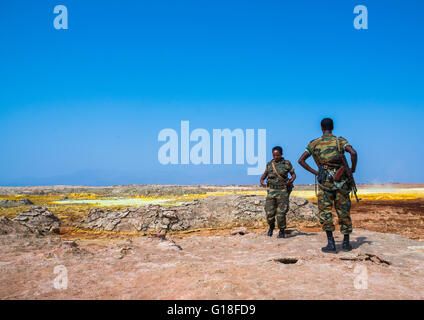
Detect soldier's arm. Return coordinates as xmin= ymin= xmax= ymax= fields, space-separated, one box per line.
xmin=260 ymin=170 xmax=268 ymax=187
xmin=298 ymin=152 xmax=318 ymax=176
xmin=345 ymin=145 xmax=357 ymax=173
xmin=287 ymin=162 xmax=296 ymax=184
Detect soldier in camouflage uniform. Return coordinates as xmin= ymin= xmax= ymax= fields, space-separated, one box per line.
xmin=298 ymin=118 xmax=358 ymax=253
xmin=260 ymin=146 xmax=296 ymax=238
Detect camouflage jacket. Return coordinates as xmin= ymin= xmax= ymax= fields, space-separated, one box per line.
xmin=306 ymin=133 xmax=351 ymax=189
xmin=306 ymin=134 xmax=350 ymax=168
xmin=265 ymin=158 xmax=294 ymax=188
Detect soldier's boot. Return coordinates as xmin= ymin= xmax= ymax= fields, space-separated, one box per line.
xmin=267 ymin=223 xmax=275 ymax=237
xmin=277 ymin=228 xmax=286 ymax=238
xmin=321 ymin=231 xmax=337 ymax=253
xmin=342 ymin=234 xmax=353 ymax=251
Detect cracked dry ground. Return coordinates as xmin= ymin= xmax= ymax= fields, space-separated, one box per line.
xmin=1 ymin=229 xmax=423 ymax=299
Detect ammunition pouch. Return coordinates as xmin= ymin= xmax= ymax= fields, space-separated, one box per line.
xmin=317 ymin=166 xmax=329 ymax=184
xmin=317 ymin=164 xmax=349 ymax=193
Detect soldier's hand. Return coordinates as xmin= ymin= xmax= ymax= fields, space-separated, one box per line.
xmin=260 ymin=180 xmax=266 ymax=187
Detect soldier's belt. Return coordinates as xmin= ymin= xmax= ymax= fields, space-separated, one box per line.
xmin=319 ymin=163 xmax=341 ymax=169
xmin=267 ymin=185 xmax=286 ymax=190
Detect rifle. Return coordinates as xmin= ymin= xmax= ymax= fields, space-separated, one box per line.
xmin=334 ymin=142 xmax=359 ymax=202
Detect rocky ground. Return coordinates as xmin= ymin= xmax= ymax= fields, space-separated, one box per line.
xmin=349 ymin=199 xmax=424 ymax=241
xmin=0 ymin=184 xmax=423 ymax=299
xmin=0 ymin=226 xmax=423 ymax=299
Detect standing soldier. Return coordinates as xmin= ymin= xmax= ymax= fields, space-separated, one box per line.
xmin=260 ymin=146 xmax=296 ymax=238
xmin=298 ymin=118 xmax=357 ymax=253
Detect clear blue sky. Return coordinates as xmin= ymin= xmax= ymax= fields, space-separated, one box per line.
xmin=1 ymin=0 xmax=423 ymax=186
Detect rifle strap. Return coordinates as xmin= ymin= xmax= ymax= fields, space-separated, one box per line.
xmin=271 ymin=161 xmax=286 ymax=183
xmin=337 ymin=137 xmax=342 ymax=154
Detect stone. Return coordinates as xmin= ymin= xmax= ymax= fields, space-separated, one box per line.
xmin=78 ymin=195 xmax=319 ymax=234
xmin=339 ymin=252 xmax=391 ymax=265
xmin=285 ymin=228 xmax=302 ymax=235
xmin=50 ymin=227 xmax=61 ymax=234
xmin=0 ymin=198 xmax=33 ymax=208
xmin=62 ymin=240 xmax=78 ymax=249
xmin=0 ymin=217 xmax=36 ymax=236
xmin=13 ymin=207 xmax=61 ymax=234
xmin=163 ymin=211 xmax=177 ymax=219
xmin=230 ymin=227 xmax=248 ymax=235
xmin=157 ymin=240 xmax=182 ymax=251
xmin=119 ymin=247 xmax=132 ymax=255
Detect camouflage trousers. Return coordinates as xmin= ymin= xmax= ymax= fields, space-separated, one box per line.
xmin=317 ymin=187 xmax=353 ymax=234
xmin=265 ymin=188 xmax=289 ymax=229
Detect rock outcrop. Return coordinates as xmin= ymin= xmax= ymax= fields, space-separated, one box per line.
xmin=0 ymin=198 xmax=33 ymax=208
xmin=12 ymin=206 xmax=61 ymax=234
xmin=0 ymin=216 xmax=37 ymax=236
xmin=79 ymin=195 xmax=319 ymax=233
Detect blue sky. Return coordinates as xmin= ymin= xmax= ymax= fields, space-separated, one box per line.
xmin=0 ymin=0 xmax=423 ymax=186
